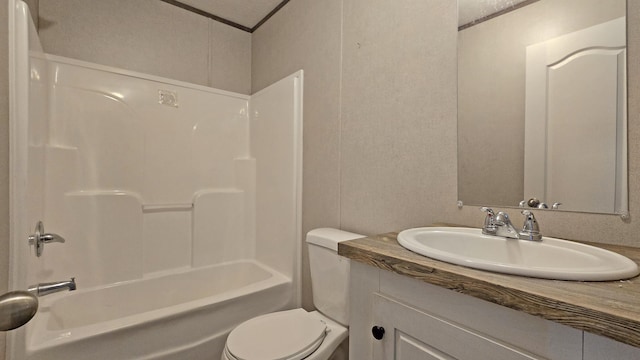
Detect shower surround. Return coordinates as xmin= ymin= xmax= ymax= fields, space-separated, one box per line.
xmin=9 ymin=2 xmax=303 ymax=359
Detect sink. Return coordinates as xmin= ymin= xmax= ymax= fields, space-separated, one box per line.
xmin=397 ymin=227 xmax=640 ymax=281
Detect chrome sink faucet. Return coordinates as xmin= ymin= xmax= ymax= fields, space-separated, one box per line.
xmin=481 ymin=207 xmax=542 ymax=241
xmin=481 ymin=207 xmax=519 ymax=239
xmin=28 ymin=278 xmax=76 ymax=297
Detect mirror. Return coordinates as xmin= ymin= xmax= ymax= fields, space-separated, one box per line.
xmin=457 ymin=0 xmax=627 ymax=214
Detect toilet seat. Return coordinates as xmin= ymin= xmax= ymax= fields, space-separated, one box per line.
xmin=224 ymin=309 xmax=328 ymax=360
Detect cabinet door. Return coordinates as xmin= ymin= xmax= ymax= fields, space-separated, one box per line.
xmin=371 ymin=294 xmax=544 ymax=360
xmin=583 ymin=332 xmax=640 ymax=360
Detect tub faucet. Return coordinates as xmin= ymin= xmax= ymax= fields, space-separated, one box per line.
xmin=28 ymin=278 xmax=76 ymax=297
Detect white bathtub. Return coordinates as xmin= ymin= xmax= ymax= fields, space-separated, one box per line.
xmin=25 ymin=260 xmax=293 ymax=360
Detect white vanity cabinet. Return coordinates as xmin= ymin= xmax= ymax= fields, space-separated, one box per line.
xmin=349 ymin=261 xmax=640 ymax=360
xmin=372 ymin=294 xmax=548 ymax=360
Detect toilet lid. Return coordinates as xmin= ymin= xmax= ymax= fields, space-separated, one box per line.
xmin=226 ymin=309 xmax=327 ymax=360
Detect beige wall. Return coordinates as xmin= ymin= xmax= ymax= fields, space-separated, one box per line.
xmin=458 ymin=0 xmax=625 ymax=207
xmin=252 ymin=0 xmax=458 ymax=308
xmin=339 ymin=0 xmax=457 ymax=234
xmin=38 ymin=0 xmax=251 ymax=94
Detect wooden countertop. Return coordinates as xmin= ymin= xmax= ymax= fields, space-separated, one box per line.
xmin=338 ymin=230 xmax=640 ymax=348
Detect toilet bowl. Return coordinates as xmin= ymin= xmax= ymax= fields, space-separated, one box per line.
xmin=221 ymin=228 xmax=364 ymax=360
xmin=221 ymin=309 xmax=347 ymax=360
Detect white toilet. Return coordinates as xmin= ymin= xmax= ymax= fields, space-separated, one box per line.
xmin=221 ymin=228 xmax=364 ymax=360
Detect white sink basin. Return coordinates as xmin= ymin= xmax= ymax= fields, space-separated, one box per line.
xmin=397 ymin=227 xmax=639 ymax=281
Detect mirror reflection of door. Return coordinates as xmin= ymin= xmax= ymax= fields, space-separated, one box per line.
xmin=524 ymin=17 xmax=626 ymax=213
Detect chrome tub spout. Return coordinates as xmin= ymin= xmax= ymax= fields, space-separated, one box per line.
xmin=29 ymin=278 xmax=76 ymax=297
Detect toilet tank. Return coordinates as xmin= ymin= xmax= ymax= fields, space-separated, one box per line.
xmin=306 ymin=228 xmax=364 ymax=326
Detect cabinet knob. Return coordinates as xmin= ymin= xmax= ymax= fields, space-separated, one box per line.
xmin=371 ymin=325 xmax=385 ymax=340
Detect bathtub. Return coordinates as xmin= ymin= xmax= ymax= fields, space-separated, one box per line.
xmin=25 ymin=260 xmax=293 ymax=360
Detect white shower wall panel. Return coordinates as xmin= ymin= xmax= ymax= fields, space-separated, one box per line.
xmin=26 ymin=56 xmax=49 ymax=233
xmin=46 ymin=57 xmax=250 ymax=204
xmin=193 ymin=189 xmax=248 ymax=267
xmin=143 ymin=210 xmax=193 ymax=274
xmin=22 ymin=28 xmax=49 ymax=286
xmin=251 ymin=71 xmax=303 ymax=292
xmin=234 ymin=158 xmax=257 ymax=256
xmin=37 ymin=55 xmax=255 ymax=287
xmin=141 ymin=88 xmax=249 ymax=205
xmin=38 ymin=191 xmax=144 ymax=288
xmin=47 ymin=63 xmax=145 ymax=194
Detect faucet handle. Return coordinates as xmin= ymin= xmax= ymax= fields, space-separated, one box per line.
xmin=521 ymin=210 xmax=537 ymax=229
xmin=480 ymin=207 xmax=497 ymax=234
xmin=480 ymin=207 xmax=494 ymax=216
xmin=519 ymin=210 xmax=542 ymax=241
xmin=28 ymin=221 xmax=66 ymax=257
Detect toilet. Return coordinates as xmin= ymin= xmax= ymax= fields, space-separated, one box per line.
xmin=221 ymin=228 xmax=364 ymax=360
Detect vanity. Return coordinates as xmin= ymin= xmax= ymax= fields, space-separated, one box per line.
xmin=339 ymin=231 xmax=640 ymax=359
